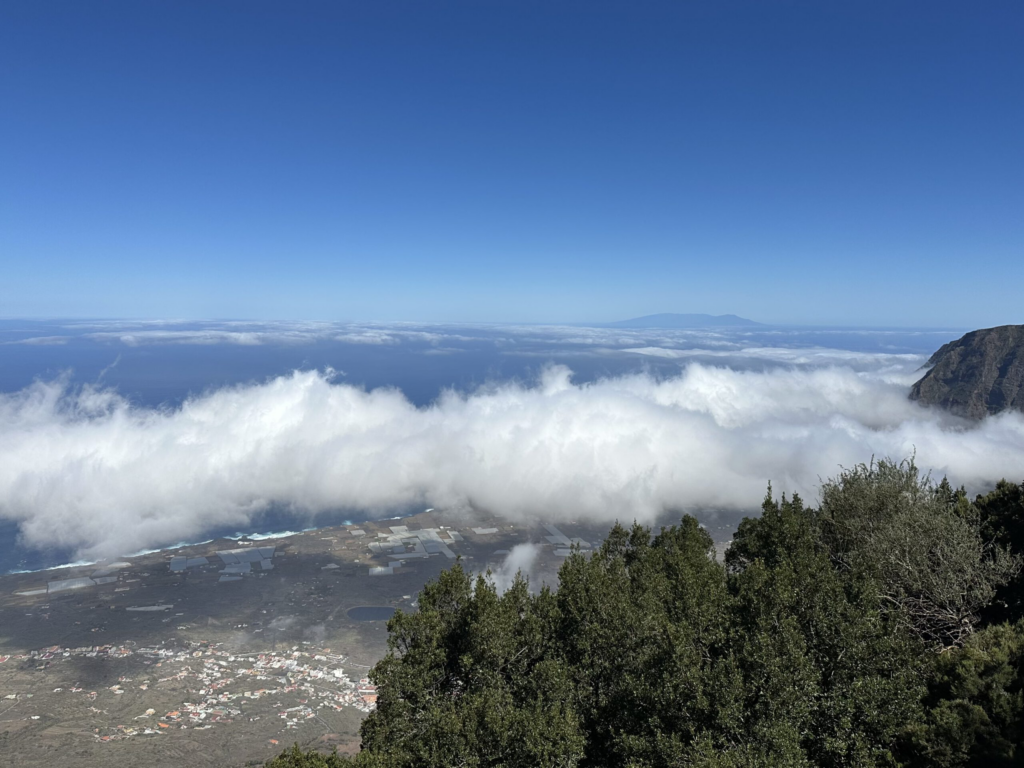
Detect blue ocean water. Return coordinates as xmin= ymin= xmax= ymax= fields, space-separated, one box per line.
xmin=0 ymin=319 xmax=964 ymax=573
xmin=0 ymin=319 xmax=960 ymax=406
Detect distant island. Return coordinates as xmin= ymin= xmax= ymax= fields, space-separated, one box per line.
xmin=607 ymin=313 xmax=762 ymax=329
xmin=911 ymin=324 xmax=1024 ymax=418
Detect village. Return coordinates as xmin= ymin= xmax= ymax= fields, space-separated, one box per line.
xmin=0 ymin=639 xmax=377 ymax=745
xmin=0 ymin=509 xmax=706 ymax=767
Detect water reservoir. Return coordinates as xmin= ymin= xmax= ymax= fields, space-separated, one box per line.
xmin=347 ymin=606 xmax=396 ymax=622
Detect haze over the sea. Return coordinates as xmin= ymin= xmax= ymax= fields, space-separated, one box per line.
xmin=6 ymin=318 xmax=1024 ymax=574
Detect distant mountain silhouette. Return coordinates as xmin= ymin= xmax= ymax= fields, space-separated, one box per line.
xmin=910 ymin=325 xmax=1024 ymax=418
xmin=608 ymin=313 xmax=762 ymax=329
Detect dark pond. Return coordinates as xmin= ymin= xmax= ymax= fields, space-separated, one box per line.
xmin=347 ymin=606 xmax=396 ymax=622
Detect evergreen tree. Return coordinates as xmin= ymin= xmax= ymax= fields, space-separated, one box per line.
xmin=265 ymin=744 xmax=354 ymax=767
xmin=816 ymin=459 xmax=1017 ymax=649
xmin=554 ymin=517 xmax=739 ymax=766
xmin=974 ymin=480 xmax=1024 ymax=624
xmin=265 ymin=463 xmax=1024 ymax=768
xmin=727 ymin=491 xmax=925 ymax=766
xmin=903 ymin=621 xmax=1024 ymax=766
xmin=359 ymin=564 xmax=584 ymax=767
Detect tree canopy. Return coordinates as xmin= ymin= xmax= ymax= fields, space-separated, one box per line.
xmin=269 ymin=459 xmax=1024 ymax=768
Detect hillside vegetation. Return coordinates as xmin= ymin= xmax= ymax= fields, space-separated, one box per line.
xmin=269 ymin=460 xmax=1024 ymax=767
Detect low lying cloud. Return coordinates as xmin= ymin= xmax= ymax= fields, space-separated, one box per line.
xmin=482 ymin=543 xmax=542 ymax=594
xmin=1 ymin=364 xmax=1023 ymax=561
xmin=9 ymin=324 xmax=479 ymax=348
xmin=620 ymin=346 xmax=926 ymax=372
xmin=6 ymin=320 xmax=958 ymax=359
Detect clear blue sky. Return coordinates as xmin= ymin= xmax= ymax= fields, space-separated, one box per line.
xmin=1 ymin=1 xmax=1021 ymax=327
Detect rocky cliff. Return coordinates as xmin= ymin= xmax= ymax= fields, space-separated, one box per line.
xmin=910 ymin=325 xmax=1024 ymax=418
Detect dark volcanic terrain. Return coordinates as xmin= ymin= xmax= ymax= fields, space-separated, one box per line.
xmin=911 ymin=325 xmax=1024 ymax=418
xmin=0 ymin=511 xmax=738 ymax=767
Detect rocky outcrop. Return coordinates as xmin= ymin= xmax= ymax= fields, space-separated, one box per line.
xmin=910 ymin=325 xmax=1024 ymax=418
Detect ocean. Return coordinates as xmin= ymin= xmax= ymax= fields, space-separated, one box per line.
xmin=0 ymin=319 xmax=965 ymax=573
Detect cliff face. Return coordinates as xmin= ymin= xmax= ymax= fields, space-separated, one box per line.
xmin=910 ymin=325 xmax=1024 ymax=419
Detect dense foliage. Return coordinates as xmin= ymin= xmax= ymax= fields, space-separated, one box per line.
xmin=270 ymin=461 xmax=1024 ymax=767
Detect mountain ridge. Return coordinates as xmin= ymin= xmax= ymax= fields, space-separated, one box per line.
xmin=910 ymin=324 xmax=1024 ymax=418
xmin=607 ymin=313 xmax=761 ymax=329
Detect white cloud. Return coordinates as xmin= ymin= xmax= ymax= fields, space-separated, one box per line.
xmin=88 ymin=330 xmax=274 ymax=346
xmin=481 ymin=543 xmax=541 ymax=594
xmin=0 ymin=363 xmax=1022 ymax=561
xmin=332 ymin=329 xmax=456 ymax=345
xmin=623 ymin=345 xmax=922 ymax=363
xmin=54 ymin=323 xmax=474 ymax=347
xmin=12 ymin=336 xmax=71 ymax=345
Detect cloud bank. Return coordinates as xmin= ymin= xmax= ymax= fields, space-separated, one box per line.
xmin=2 ymin=364 xmax=1023 ymax=561
xmin=6 ymin=319 xmax=959 ymax=359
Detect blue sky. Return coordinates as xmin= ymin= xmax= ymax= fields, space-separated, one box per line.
xmin=1 ymin=1 xmax=1021 ymax=327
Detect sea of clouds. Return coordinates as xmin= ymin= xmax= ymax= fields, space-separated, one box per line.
xmin=2 ymin=355 xmax=1023 ymax=562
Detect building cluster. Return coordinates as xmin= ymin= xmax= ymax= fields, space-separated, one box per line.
xmin=366 ymin=525 xmax=462 ymax=575
xmin=14 ymin=562 xmax=132 ymax=596
xmin=2 ymin=640 xmax=376 ymax=744
xmin=543 ymin=524 xmax=591 ymax=556
xmin=170 ymin=546 xmax=277 ymax=582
